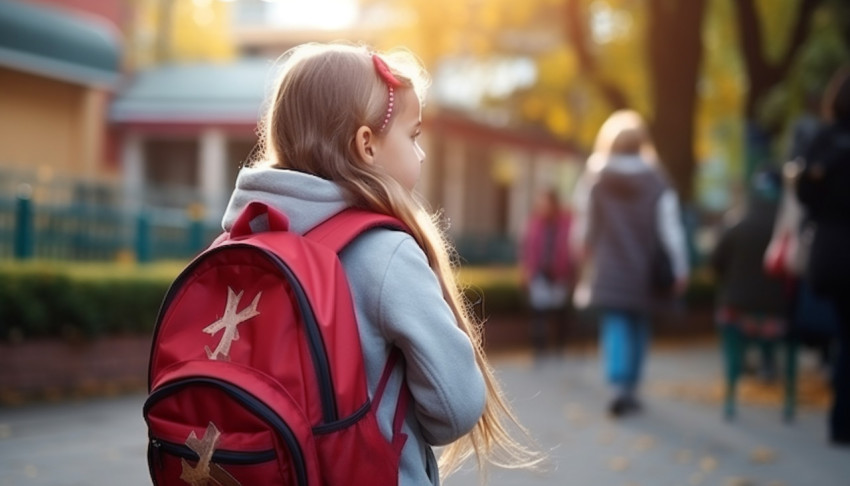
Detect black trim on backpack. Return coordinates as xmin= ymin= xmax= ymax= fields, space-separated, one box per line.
xmin=266 ymin=250 xmax=338 ymax=423
xmin=311 ymin=400 xmax=371 ymax=435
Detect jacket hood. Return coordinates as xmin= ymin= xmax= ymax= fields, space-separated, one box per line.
xmin=588 ymin=153 xmax=661 ymax=200
xmin=221 ymin=167 xmax=351 ymax=234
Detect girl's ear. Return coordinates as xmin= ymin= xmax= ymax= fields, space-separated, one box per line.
xmin=355 ymin=126 xmax=376 ymax=165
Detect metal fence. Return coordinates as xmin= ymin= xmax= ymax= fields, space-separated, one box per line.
xmin=0 ymin=171 xmax=220 ymax=262
xmin=0 ymin=169 xmax=520 ymax=264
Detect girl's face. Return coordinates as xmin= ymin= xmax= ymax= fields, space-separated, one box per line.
xmin=372 ymin=89 xmax=425 ymax=191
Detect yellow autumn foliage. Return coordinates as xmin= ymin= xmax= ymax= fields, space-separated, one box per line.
xmin=128 ymin=0 xmax=234 ymax=68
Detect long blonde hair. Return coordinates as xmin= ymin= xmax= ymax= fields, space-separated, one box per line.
xmin=253 ymin=42 xmax=543 ymax=479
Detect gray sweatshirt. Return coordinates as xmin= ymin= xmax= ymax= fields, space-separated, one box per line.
xmin=221 ymin=167 xmax=486 ymax=485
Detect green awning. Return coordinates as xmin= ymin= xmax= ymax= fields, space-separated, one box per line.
xmin=0 ymin=0 xmax=121 ymax=88
xmin=110 ymin=60 xmax=272 ymax=124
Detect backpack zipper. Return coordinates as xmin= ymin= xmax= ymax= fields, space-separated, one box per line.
xmin=145 ymin=377 xmax=308 ymax=486
xmin=148 ymin=244 xmax=338 ymax=423
xmin=150 ymin=437 xmax=276 ymax=465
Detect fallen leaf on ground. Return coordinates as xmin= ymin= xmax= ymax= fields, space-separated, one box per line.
xmin=723 ymin=477 xmax=756 ymax=486
xmin=597 ymin=430 xmax=615 ymax=444
xmin=564 ymin=403 xmax=588 ymax=424
xmin=608 ymin=456 xmax=629 ymax=472
xmin=749 ymin=447 xmax=778 ymax=464
xmin=676 ymin=449 xmax=694 ymax=464
xmin=633 ymin=435 xmax=655 ymax=451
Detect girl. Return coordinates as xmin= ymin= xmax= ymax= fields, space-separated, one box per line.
xmin=221 ymin=43 xmax=541 ymax=483
xmin=519 ymin=188 xmax=572 ymax=360
xmin=570 ymin=110 xmax=689 ymax=417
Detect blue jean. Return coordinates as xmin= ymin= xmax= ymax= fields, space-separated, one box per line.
xmin=601 ymin=310 xmax=649 ymax=391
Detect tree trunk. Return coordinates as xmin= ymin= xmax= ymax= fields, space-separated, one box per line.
xmin=733 ymin=0 xmax=822 ymax=178
xmin=735 ymin=0 xmax=822 ymax=121
xmin=647 ymin=0 xmax=708 ymax=202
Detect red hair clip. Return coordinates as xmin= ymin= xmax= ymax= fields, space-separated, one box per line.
xmin=372 ymin=54 xmax=402 ymax=87
xmin=372 ymin=55 xmax=402 ymax=132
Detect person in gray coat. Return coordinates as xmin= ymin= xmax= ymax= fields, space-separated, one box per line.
xmin=571 ymin=110 xmax=689 ymax=417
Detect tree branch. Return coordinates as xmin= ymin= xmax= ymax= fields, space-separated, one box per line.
xmin=733 ymin=0 xmax=767 ymax=86
xmin=565 ymin=0 xmax=595 ymax=72
xmin=776 ymin=0 xmax=821 ymax=78
xmin=563 ymin=0 xmax=629 ymax=110
xmin=735 ymin=0 xmax=823 ymax=117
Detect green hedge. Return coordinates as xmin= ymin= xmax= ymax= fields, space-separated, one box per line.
xmin=0 ymin=262 xmax=527 ymax=341
xmin=458 ymin=265 xmax=717 ymax=317
xmin=0 ymin=262 xmax=180 ymax=341
xmin=458 ymin=266 xmax=525 ymax=318
xmin=0 ymin=261 xmax=716 ymax=341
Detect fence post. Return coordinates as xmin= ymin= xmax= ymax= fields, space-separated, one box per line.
xmin=135 ymin=211 xmax=152 ymax=263
xmin=187 ymin=203 xmax=205 ymax=255
xmin=13 ymin=184 xmax=34 ymax=260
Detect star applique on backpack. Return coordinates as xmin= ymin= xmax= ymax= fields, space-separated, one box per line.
xmin=144 ymin=202 xmax=411 ymax=486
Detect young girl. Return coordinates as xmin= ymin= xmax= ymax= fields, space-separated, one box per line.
xmin=221 ymin=43 xmax=541 ymax=483
xmin=570 ymin=110 xmax=689 ymax=417
xmin=519 ymin=188 xmax=572 ymax=360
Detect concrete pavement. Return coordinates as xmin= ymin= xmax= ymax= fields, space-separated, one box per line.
xmin=1 ymin=344 xmax=848 ymax=486
xmin=451 ymin=348 xmax=848 ymax=486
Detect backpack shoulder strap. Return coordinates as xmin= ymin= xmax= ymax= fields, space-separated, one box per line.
xmin=304 ymin=208 xmax=409 ymax=254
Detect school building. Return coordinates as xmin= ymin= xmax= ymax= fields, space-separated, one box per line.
xmin=0 ymin=0 xmax=122 ymax=192
xmin=1 ymin=0 xmax=582 ymax=262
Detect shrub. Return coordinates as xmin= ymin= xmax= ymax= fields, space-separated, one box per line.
xmin=0 ymin=261 xmax=716 ymax=342
xmin=0 ymin=262 xmax=178 ymax=341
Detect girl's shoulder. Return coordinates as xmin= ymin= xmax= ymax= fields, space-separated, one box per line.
xmin=340 ymin=227 xmax=428 ymax=280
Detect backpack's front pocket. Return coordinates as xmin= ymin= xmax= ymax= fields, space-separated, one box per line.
xmin=144 ymin=361 xmax=321 ymax=486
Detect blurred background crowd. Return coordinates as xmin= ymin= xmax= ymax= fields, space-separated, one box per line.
xmin=1 ymin=0 xmax=850 ymax=483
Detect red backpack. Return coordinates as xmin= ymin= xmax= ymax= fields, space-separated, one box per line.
xmin=144 ymin=201 xmax=411 ymax=486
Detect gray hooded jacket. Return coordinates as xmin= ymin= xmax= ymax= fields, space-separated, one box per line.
xmin=221 ymin=167 xmax=486 ymax=485
xmin=570 ymin=154 xmax=689 ymax=312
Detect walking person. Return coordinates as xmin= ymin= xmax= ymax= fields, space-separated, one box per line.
xmin=570 ymin=110 xmax=689 ymax=417
xmin=795 ymin=66 xmax=850 ymax=447
xmin=712 ymin=169 xmax=787 ymax=418
xmin=765 ymin=93 xmax=839 ymax=380
xmin=519 ymin=188 xmax=573 ymax=361
xmin=219 ymin=43 xmax=543 ymax=482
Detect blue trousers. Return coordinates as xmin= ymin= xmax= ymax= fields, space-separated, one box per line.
xmin=601 ymin=311 xmax=649 ymax=392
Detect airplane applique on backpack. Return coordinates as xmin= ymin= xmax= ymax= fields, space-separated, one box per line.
xmin=144 ymin=201 xmax=411 ymax=486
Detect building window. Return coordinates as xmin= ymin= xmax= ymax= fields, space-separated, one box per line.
xmin=144 ymin=139 xmax=199 ymax=207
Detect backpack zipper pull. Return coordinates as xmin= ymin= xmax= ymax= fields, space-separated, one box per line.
xmin=150 ymin=438 xmax=164 ymax=471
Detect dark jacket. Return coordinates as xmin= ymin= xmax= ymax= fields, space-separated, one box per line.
xmin=584 ymin=167 xmax=666 ymax=313
xmin=796 ymin=121 xmax=850 ymax=297
xmin=711 ymin=194 xmax=784 ymax=315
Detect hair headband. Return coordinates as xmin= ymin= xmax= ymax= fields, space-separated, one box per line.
xmin=372 ymin=54 xmax=402 ymax=132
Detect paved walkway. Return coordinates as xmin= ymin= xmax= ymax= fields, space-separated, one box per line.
xmin=0 ymin=344 xmax=847 ymax=486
